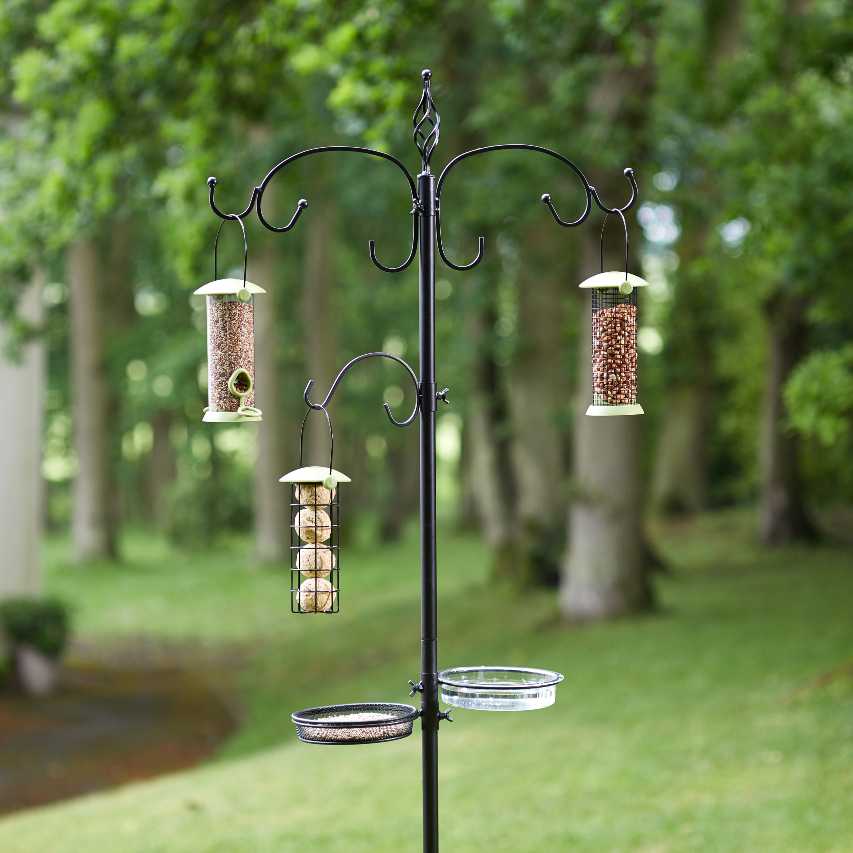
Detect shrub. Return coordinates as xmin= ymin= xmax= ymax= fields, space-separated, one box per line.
xmin=0 ymin=596 xmax=71 ymax=660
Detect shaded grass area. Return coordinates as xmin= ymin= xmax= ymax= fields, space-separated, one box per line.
xmin=2 ymin=511 xmax=851 ymax=852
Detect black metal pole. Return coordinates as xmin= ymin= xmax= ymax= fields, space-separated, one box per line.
xmin=418 ymin=168 xmax=439 ymax=853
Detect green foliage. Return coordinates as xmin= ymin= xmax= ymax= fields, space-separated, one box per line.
xmin=786 ymin=345 xmax=853 ymax=446
xmin=0 ymin=596 xmax=71 ymax=659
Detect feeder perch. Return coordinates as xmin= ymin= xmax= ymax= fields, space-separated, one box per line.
xmin=281 ymin=465 xmax=351 ymax=614
xmin=580 ymin=270 xmax=648 ymax=416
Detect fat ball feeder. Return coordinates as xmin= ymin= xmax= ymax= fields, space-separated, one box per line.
xmin=281 ymin=405 xmax=349 ymax=614
xmin=202 ymin=69 xmax=645 ymax=852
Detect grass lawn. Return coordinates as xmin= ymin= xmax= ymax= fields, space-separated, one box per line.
xmin=0 ymin=512 xmax=851 ymax=852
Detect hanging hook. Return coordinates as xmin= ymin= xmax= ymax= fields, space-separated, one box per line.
xmin=303 ymin=352 xmax=420 ymax=428
xmin=589 ymin=167 xmax=638 ymax=215
xmin=298 ymin=403 xmax=335 ymax=474
xmin=599 ymin=208 xmax=629 ymax=279
xmin=368 ymin=204 xmax=419 ymax=273
xmin=213 ymin=214 xmax=249 ymax=286
xmin=257 ymin=195 xmax=309 ymax=233
xmin=208 ymin=176 xmax=258 ymax=221
xmin=540 ymin=189 xmax=593 ymax=228
xmin=436 ymin=208 xmax=485 ymax=271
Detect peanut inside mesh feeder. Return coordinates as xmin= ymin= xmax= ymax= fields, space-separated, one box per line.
xmin=195 ymin=216 xmax=264 ymax=423
xmin=438 ymin=666 xmax=564 ymax=712
xmin=291 ymin=702 xmax=419 ymax=745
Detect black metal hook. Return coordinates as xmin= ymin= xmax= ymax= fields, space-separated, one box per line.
xmin=436 ymin=207 xmax=485 ymax=271
xmin=208 ymin=147 xmax=419 ymax=277
xmin=369 ymin=206 xmax=419 ymax=273
xmin=257 ymin=195 xmax=309 ymax=234
xmin=540 ymin=189 xmax=592 ymax=227
xmin=590 ymin=168 xmax=638 ymax=215
xmin=298 ymin=403 xmax=334 ymax=473
xmin=435 ymin=146 xmax=638 ymax=271
xmin=207 ymin=177 xmax=258 ymax=221
xmin=303 ymin=351 xmax=420 ymax=428
xmin=213 ymin=214 xmax=249 ymax=285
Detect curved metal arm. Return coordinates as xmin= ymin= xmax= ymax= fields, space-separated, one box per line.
xmin=544 ymin=167 xmax=638 ymax=226
xmin=434 ymin=144 xmax=638 ymax=270
xmin=208 ymin=146 xmax=419 ymax=273
xmin=304 ymin=351 xmax=420 ymax=428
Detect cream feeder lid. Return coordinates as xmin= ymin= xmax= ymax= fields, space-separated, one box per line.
xmin=280 ymin=466 xmax=352 ymax=484
xmin=194 ymin=278 xmax=266 ymax=296
xmin=578 ymin=271 xmax=648 ymax=290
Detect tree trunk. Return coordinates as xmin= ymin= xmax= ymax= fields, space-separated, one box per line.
xmin=456 ymin=418 xmax=479 ymax=532
xmin=652 ymin=384 xmax=710 ymax=514
xmin=652 ymin=1 xmax=743 ymax=515
xmin=0 ymin=270 xmax=45 ymax=597
xmin=379 ymin=435 xmax=419 ymax=542
xmin=467 ymin=277 xmax=520 ymax=579
xmin=253 ymin=220 xmax=290 ymax=564
xmin=69 ymin=237 xmax=117 ymax=562
xmin=301 ymin=187 xmax=338 ymax=466
xmin=147 ymin=409 xmax=176 ymax=531
xmin=101 ymin=219 xmax=133 ymax=538
xmin=758 ymin=294 xmax=817 ymax=544
xmin=508 ymin=225 xmax=571 ymax=585
xmin=561 ymin=237 xmax=653 ymax=620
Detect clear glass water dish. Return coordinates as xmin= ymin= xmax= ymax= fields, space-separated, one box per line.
xmin=437 ymin=666 xmax=564 ymax=711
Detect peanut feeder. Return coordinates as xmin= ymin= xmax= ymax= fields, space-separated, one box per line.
xmin=580 ymin=270 xmax=648 ymax=416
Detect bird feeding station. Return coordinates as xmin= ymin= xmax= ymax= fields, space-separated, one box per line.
xmin=203 ymin=69 xmax=644 ymax=852
xmin=194 ymin=216 xmax=264 ymax=423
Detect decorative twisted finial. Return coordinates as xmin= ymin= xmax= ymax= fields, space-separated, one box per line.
xmin=413 ymin=69 xmax=440 ymax=173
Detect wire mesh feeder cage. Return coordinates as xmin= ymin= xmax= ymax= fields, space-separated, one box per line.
xmin=291 ymin=702 xmax=419 ymax=745
xmin=281 ymin=406 xmax=350 ymax=613
xmin=580 ymin=211 xmax=648 ymax=417
xmin=194 ymin=216 xmax=264 ymax=423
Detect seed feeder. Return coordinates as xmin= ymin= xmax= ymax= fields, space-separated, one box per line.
xmin=194 ymin=215 xmax=264 ymax=423
xmin=580 ymin=210 xmax=648 ymax=416
xmin=281 ymin=406 xmax=349 ymax=614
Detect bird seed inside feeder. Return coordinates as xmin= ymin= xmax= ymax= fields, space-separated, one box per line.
xmin=207 ymin=295 xmax=256 ymax=413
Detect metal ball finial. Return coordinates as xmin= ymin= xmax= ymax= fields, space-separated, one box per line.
xmin=207 ymin=176 xmax=217 ymax=187
xmin=422 ymin=69 xmax=432 ymax=82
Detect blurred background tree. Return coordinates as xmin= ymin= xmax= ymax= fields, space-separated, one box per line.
xmin=0 ymin=0 xmax=851 ymax=615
